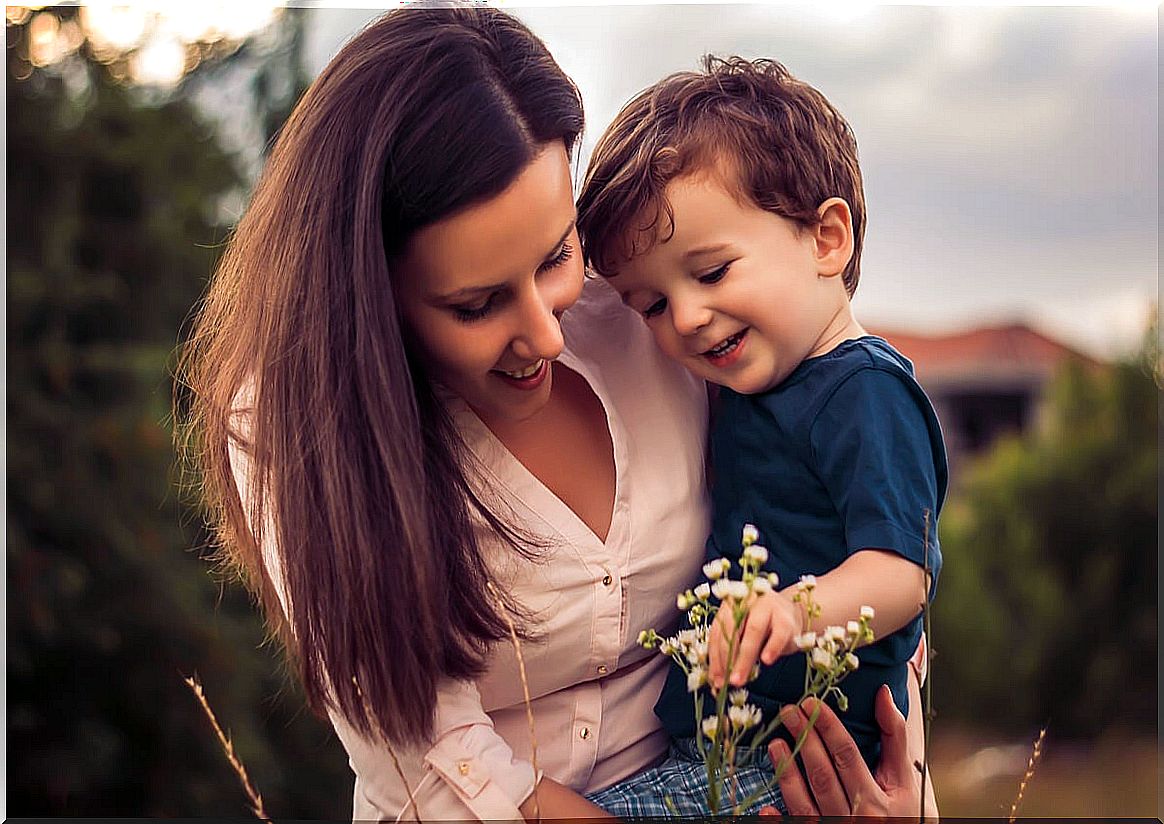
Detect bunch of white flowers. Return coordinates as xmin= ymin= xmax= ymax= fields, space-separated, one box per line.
xmin=637 ymin=524 xmax=876 ymax=816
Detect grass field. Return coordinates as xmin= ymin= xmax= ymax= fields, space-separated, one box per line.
xmin=928 ymin=725 xmax=1159 ymax=819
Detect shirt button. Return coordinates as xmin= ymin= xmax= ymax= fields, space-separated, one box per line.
xmin=597 ymin=665 xmax=608 ymax=675
xmin=457 ymin=761 xmax=470 ymax=776
xmin=579 ymin=726 xmax=592 ymax=740
xmin=602 ymin=573 xmax=613 ymax=586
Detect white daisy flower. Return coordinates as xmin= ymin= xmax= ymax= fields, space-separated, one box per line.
xmin=794 ymin=632 xmax=817 ymax=651
xmin=860 ymin=605 xmax=875 ymax=620
xmin=693 ymin=583 xmax=711 ymax=600
xmin=728 ymin=704 xmax=762 ymax=730
xmin=742 ymin=524 xmax=760 ymax=546
xmin=687 ymin=667 xmax=706 ymax=692
xmin=743 ymin=545 xmax=769 ymax=565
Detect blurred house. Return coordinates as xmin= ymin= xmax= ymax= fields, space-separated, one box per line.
xmin=869 ymin=323 xmax=1099 ymax=477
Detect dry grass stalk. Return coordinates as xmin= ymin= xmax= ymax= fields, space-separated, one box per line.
xmin=352 ymin=676 xmax=423 ymax=824
xmin=486 ymin=580 xmax=541 ymax=824
xmin=183 ymin=675 xmax=273 ymax=824
xmin=919 ymin=508 xmax=933 ymax=824
xmin=1007 ymin=727 xmax=1046 ymax=823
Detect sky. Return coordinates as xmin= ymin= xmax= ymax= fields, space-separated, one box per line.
xmin=302 ymin=4 xmax=1158 ymax=358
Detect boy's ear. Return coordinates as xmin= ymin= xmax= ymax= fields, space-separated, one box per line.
xmin=812 ymin=197 xmax=854 ymax=278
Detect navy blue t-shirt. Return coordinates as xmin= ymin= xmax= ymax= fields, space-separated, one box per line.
xmin=654 ymin=336 xmax=947 ymax=767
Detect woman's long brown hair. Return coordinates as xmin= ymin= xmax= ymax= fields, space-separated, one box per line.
xmin=176 ymin=7 xmax=583 ymax=745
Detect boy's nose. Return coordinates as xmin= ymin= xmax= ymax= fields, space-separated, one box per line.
xmin=671 ymin=301 xmax=713 ymax=337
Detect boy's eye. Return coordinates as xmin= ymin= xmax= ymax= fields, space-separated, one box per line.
xmin=641 ymin=297 xmax=667 ymax=319
xmin=698 ymin=263 xmax=731 ymax=284
xmin=452 ymin=292 xmax=501 ymax=322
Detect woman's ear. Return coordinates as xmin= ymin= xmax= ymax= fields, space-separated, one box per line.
xmin=812 ymin=197 xmax=854 ymax=278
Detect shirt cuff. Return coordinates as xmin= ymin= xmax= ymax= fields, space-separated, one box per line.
xmin=424 ymin=726 xmax=538 ymax=819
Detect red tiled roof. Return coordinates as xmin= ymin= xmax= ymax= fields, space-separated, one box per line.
xmin=866 ymin=322 xmax=1098 ymax=384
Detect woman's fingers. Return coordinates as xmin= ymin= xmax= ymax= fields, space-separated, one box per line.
xmin=800 ymin=696 xmax=881 ymax=805
xmin=779 ymin=702 xmax=850 ymax=814
xmin=767 ymin=738 xmax=817 ymax=817
xmin=872 ymin=685 xmax=910 ymax=793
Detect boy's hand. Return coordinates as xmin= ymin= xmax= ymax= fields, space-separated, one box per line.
xmin=709 ymin=591 xmax=800 ymax=689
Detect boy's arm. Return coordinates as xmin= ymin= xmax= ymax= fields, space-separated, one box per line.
xmin=789 ymin=548 xmax=926 ymax=644
xmin=710 ymin=549 xmax=925 ymax=689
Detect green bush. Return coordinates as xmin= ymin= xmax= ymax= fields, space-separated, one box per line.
xmin=932 ymin=324 xmax=1158 ymax=736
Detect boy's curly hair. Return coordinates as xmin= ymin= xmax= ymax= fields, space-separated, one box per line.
xmin=577 ymin=56 xmax=865 ymax=296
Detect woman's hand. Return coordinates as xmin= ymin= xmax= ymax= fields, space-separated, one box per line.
xmin=761 ymin=685 xmax=938 ymax=819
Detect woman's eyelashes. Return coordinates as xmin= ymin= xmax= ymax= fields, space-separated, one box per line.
xmin=453 ymin=292 xmax=501 ymax=322
xmin=451 ymin=243 xmax=574 ymax=323
xmin=539 ymin=241 xmax=574 ymax=272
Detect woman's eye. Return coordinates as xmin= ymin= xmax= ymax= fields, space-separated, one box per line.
xmin=453 ymin=293 xmax=499 ymax=322
xmin=538 ymin=241 xmax=574 ymax=272
xmin=698 ymin=263 xmax=731 ymax=285
xmin=641 ymin=298 xmax=667 ymax=319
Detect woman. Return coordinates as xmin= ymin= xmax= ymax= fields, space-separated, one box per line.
xmin=179 ymin=7 xmax=935 ymax=820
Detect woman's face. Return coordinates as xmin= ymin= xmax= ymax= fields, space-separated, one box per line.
xmin=395 ymin=142 xmax=584 ymax=427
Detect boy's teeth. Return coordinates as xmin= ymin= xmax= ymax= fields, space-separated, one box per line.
xmin=707 ymin=331 xmax=743 ymax=357
xmin=502 ymin=359 xmax=543 ymax=379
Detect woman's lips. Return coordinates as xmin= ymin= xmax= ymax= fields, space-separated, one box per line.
xmin=492 ymin=358 xmax=549 ymax=390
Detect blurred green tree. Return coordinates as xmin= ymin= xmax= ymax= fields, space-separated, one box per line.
xmin=932 ymin=318 xmax=1159 ymax=737
xmin=7 ymin=7 xmax=349 ymax=817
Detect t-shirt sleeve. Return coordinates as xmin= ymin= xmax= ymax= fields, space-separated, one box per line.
xmin=808 ymin=366 xmax=944 ymax=595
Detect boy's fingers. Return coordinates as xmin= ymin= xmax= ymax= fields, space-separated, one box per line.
xmin=760 ymin=625 xmax=788 ymax=665
xmin=730 ymin=615 xmax=765 ymax=685
xmin=708 ymin=611 xmax=733 ymax=686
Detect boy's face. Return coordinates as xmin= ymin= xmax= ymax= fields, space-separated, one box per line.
xmin=611 ymin=170 xmax=853 ymax=394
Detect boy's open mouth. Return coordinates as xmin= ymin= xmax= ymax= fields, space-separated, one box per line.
xmin=703 ymin=329 xmax=748 ymax=360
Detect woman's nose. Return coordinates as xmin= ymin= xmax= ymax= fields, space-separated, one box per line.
xmin=511 ymin=283 xmax=566 ymax=362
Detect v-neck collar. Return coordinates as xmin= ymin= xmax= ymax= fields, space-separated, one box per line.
xmin=449 ymin=352 xmax=627 ymax=554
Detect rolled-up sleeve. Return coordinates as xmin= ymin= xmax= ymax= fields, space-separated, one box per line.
xmin=334 ymin=679 xmax=538 ymax=822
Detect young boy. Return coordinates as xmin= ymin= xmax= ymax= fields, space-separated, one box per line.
xmin=576 ymin=57 xmax=946 ymax=812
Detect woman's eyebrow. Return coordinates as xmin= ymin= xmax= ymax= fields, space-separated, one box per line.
xmin=434 ymin=217 xmax=577 ymax=303
xmin=435 ymin=281 xmax=507 ymax=301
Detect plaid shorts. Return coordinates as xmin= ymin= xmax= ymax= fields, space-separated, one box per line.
xmin=586 ymin=737 xmax=787 ymax=817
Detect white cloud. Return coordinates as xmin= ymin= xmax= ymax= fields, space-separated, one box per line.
xmin=301 ymin=5 xmax=1157 ymax=353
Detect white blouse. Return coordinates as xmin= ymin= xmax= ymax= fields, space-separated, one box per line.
xmin=237 ymin=276 xmax=711 ymax=821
